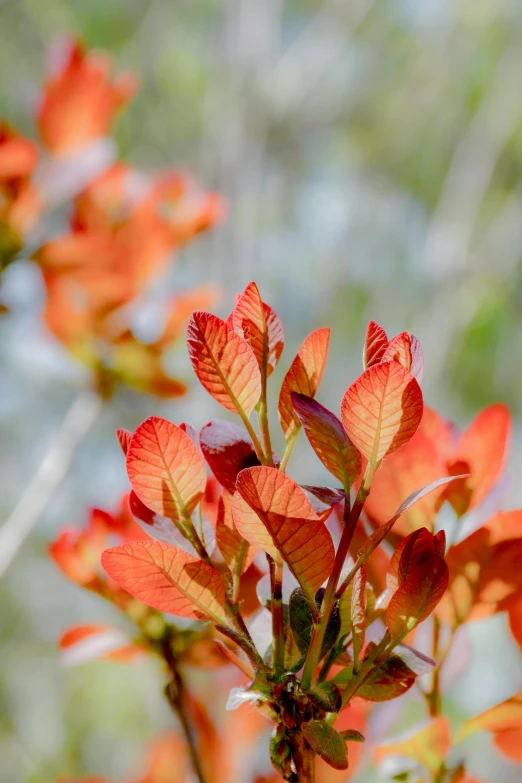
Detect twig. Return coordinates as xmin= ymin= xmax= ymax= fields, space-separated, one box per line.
xmin=0 ymin=389 xmax=102 ymax=577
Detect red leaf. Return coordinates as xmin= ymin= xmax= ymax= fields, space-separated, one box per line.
xmin=386 ymin=528 xmax=448 ymax=638
xmin=341 ymin=361 xmax=423 ymax=470
xmin=291 ymin=392 xmax=361 ymax=487
xmin=200 ymin=419 xmax=259 ymax=494
xmin=101 ymin=541 xmax=227 ymax=622
xmin=235 ymin=467 xmax=335 ymax=602
xmin=126 ymin=417 xmax=207 ymax=521
xmin=364 ymin=320 xmax=388 ymax=368
xmin=116 ymin=428 xmax=132 ymax=455
xmin=278 ymin=328 xmax=330 ymax=439
xmin=232 ymin=281 xmax=284 ymax=377
xmin=216 ymin=490 xmax=257 ymax=576
xmin=187 ymin=311 xmax=261 ymax=415
xmin=382 ymin=332 xmax=424 ymax=383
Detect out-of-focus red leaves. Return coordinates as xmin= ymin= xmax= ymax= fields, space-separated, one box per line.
xmin=341 ymin=361 xmax=423 ymax=471
xmin=102 ymin=541 xmax=227 ymax=623
xmin=231 ymin=281 xmax=284 ymax=378
xmin=386 ymin=528 xmax=448 ymax=638
xmin=37 ymin=40 xmax=138 ymax=155
xmin=59 ymin=624 xmax=144 ymax=664
xmin=292 ymin=393 xmax=361 ymax=488
xmin=200 ymin=419 xmax=260 ymax=493
xmin=374 ymin=717 xmax=451 ymax=773
xmin=278 ymin=328 xmax=330 ymax=439
xmin=187 ymin=311 xmax=262 ymax=416
xmin=456 ymin=692 xmax=522 ymax=763
xmin=235 ymin=466 xmax=335 ymax=602
xmin=126 ymin=416 xmax=207 ymax=520
xmin=0 ymin=124 xmax=40 ymax=244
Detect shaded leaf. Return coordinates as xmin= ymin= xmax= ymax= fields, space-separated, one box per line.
xmin=306 ymin=681 xmax=342 ymax=713
xmin=383 ymin=332 xmax=424 ymax=383
xmin=232 ymin=281 xmax=284 ymax=377
xmin=200 ymin=419 xmax=260 ymax=493
xmin=302 ymin=720 xmax=348 ymax=770
xmin=101 ymin=541 xmax=227 ymax=623
xmin=341 ymin=362 xmax=423 ymax=470
xmin=216 ymin=490 xmax=256 ymax=577
xmin=235 ymin=467 xmax=335 ymax=602
xmin=278 ymin=328 xmax=330 ymax=439
xmin=341 ymin=730 xmax=365 ymax=743
xmin=289 ymin=588 xmax=340 ymax=658
xmin=356 ymin=656 xmax=417 ymax=702
xmin=128 ymin=491 xmax=215 ymax=555
xmin=364 ymin=320 xmax=388 ymax=368
xmin=187 ymin=311 xmax=261 ymax=415
xmin=374 ymin=717 xmax=451 ymax=773
xmin=292 ymin=392 xmax=361 ymax=487
xmin=351 ymin=565 xmax=367 ymax=664
xmin=301 ymin=485 xmax=345 ymax=522
xmin=126 ymin=416 xmax=206 ymax=521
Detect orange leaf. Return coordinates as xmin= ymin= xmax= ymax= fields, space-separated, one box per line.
xmin=382 ymin=332 xmax=424 ymax=382
xmin=126 ymin=416 xmax=206 ymax=521
xmin=364 ymin=320 xmax=388 ymax=368
xmin=235 ymin=467 xmax=334 ymax=602
xmin=291 ymin=393 xmax=361 ymax=488
xmin=200 ymin=419 xmax=259 ymax=493
xmin=341 ymin=361 xmax=423 ymax=470
xmin=444 ymin=404 xmax=511 ymax=515
xmin=456 ymin=691 xmax=522 ymax=761
xmin=59 ymin=624 xmax=143 ymax=664
xmin=116 ymin=427 xmax=132 ymax=455
xmin=187 ymin=311 xmax=262 ymax=415
xmin=101 ymin=541 xmax=227 ymax=623
xmin=232 ymin=281 xmax=284 ymax=377
xmin=231 ymin=491 xmax=279 ymax=560
xmin=216 ymin=490 xmax=257 ymax=576
xmin=278 ymin=328 xmax=330 ymax=439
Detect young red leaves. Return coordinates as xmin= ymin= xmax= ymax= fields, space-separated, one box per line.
xmin=101 ymin=541 xmax=227 ymax=624
xmin=200 ymin=419 xmax=259 ymax=493
xmin=386 ymin=528 xmax=448 ymax=639
xmin=126 ymin=417 xmax=206 ymax=521
xmin=187 ymin=311 xmax=261 ymax=416
xmin=278 ymin=328 xmax=330 ymax=440
xmin=231 ymin=282 xmax=284 ymax=378
xmin=235 ymin=467 xmax=335 ymax=603
xmin=291 ymin=393 xmax=361 ymax=489
xmin=341 ymin=361 xmax=423 ymax=475
xmin=382 ymin=332 xmax=424 ymax=383
xmin=364 ymin=320 xmax=388 ymax=368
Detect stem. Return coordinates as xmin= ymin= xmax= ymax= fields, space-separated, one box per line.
xmin=301 ymin=480 xmax=370 ymax=690
xmin=293 ymin=733 xmax=316 ymax=783
xmin=279 ymin=426 xmax=299 ymax=472
xmin=427 ymin=615 xmax=441 ymax=717
xmin=268 ymin=554 xmax=285 ymax=674
xmin=162 ymin=636 xmax=207 ymax=783
xmin=0 ymin=390 xmax=102 ymax=577
xmin=336 ymin=632 xmax=390 ymax=713
xmin=238 ymin=406 xmax=267 ymax=465
xmin=257 ymin=398 xmax=274 ymax=467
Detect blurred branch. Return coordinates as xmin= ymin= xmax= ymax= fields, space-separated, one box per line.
xmin=0 ymin=390 xmax=102 ymax=578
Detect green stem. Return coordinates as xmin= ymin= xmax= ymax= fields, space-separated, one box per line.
xmin=279 ymin=426 xmax=300 ymax=472
xmin=301 ymin=480 xmax=370 ymax=690
xmin=336 ymin=632 xmax=390 ymax=713
xmin=238 ymin=406 xmax=268 ymax=465
xmin=268 ymin=554 xmax=285 ymax=674
xmin=257 ymin=399 xmax=274 ymax=467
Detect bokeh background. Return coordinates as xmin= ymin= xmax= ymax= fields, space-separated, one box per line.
xmin=1 ymin=0 xmax=522 ymax=781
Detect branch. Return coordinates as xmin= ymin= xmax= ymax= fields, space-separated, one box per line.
xmin=0 ymin=390 xmax=102 ymax=577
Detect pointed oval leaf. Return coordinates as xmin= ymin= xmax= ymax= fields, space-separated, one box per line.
xmin=289 ymin=588 xmax=340 ymax=659
xmin=200 ymin=419 xmax=259 ymax=493
xmin=236 ymin=467 xmax=335 ymax=601
xmin=231 ymin=491 xmax=278 ymax=559
xmin=364 ymin=320 xmax=388 ymax=368
xmin=187 ymin=311 xmax=262 ymax=415
xmin=126 ymin=416 xmax=207 ymax=520
xmin=351 ymin=565 xmax=367 ymax=663
xmin=101 ymin=541 xmax=227 ymax=623
xmin=383 ymin=332 xmax=424 ymax=383
xmin=116 ymin=428 xmax=132 ymax=456
xmin=278 ymin=328 xmax=330 ymax=439
xmin=292 ymin=393 xmax=362 ymax=487
xmin=216 ymin=490 xmax=257 ymax=576
xmin=306 ymin=681 xmax=342 ymax=713
xmin=341 ymin=361 xmax=423 ymax=468
xmin=232 ymin=281 xmax=284 ymax=377
xmin=356 ymin=656 xmax=416 ymax=702
xmin=302 ymin=720 xmax=348 ymax=770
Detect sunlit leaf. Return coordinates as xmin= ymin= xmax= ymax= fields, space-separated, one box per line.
xmin=126 ymin=416 xmax=207 ymax=521
xmin=302 ymin=720 xmax=348 ymax=770
xmin=101 ymin=541 xmax=227 ymax=623
xmin=235 ymin=467 xmax=335 ymax=602
xmin=364 ymin=320 xmax=388 ymax=369
xmin=187 ymin=311 xmax=262 ymax=415
xmin=383 ymin=332 xmax=424 ymax=383
xmin=292 ymin=393 xmax=361 ymax=487
xmin=278 ymin=328 xmax=330 ymax=439
xmin=216 ymin=490 xmax=256 ymax=577
xmin=200 ymin=419 xmax=259 ymax=493
xmin=116 ymin=428 xmax=132 ymax=455
xmin=232 ymin=281 xmax=284 ymax=377
xmin=341 ymin=361 xmax=423 ymax=470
